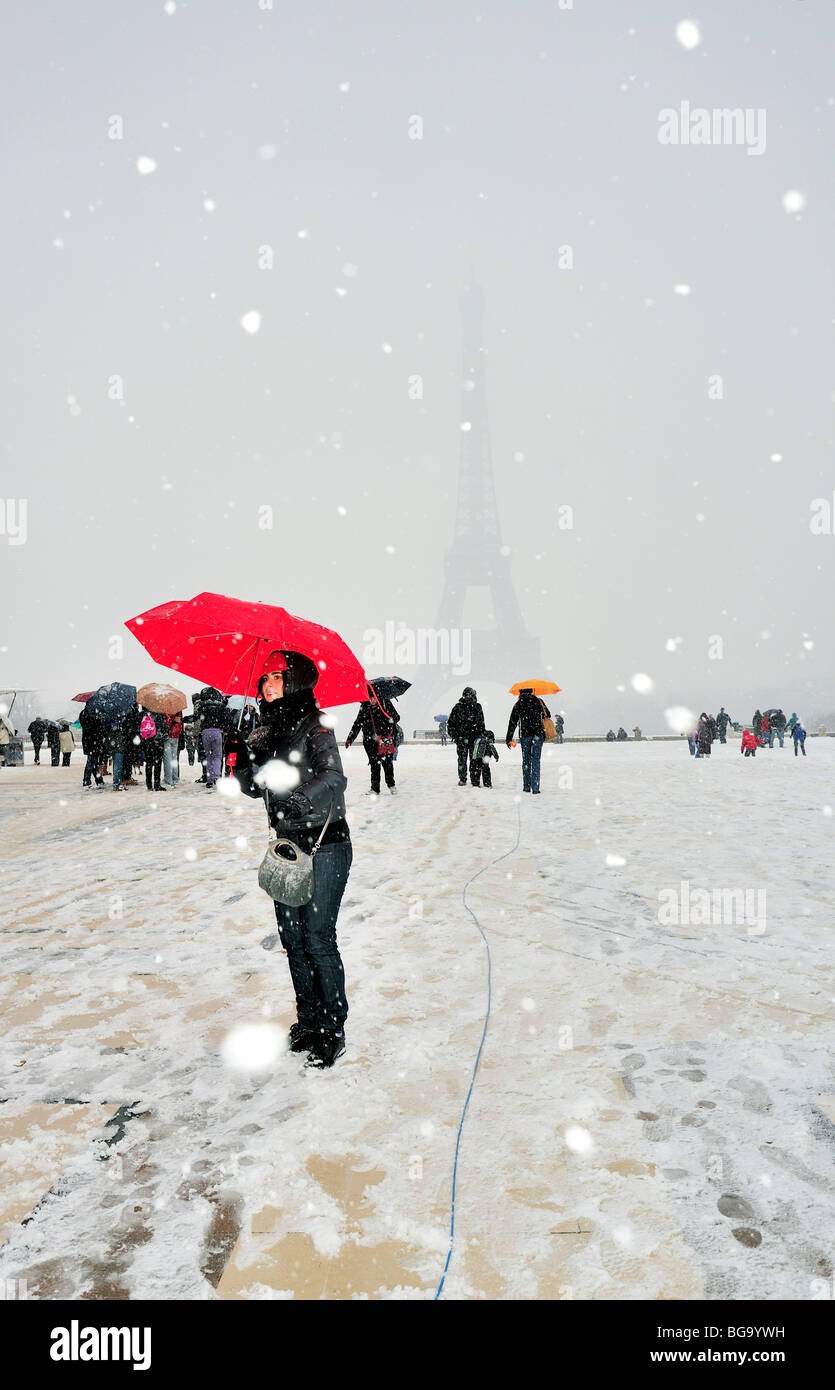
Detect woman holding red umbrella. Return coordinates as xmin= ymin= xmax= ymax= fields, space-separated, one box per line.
xmin=230 ymin=649 xmax=352 ymax=1069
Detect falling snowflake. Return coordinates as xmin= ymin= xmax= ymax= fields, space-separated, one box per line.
xmin=605 ymin=854 xmax=627 ymax=867
xmin=675 ymin=19 xmax=701 ymax=49
xmin=630 ymin=672 xmax=653 ymax=694
xmin=257 ymin=144 xmax=277 ymax=160
xmin=564 ymin=1125 xmax=594 ymax=1154
xmin=136 ymin=156 xmax=157 ymax=175
xmin=673 ymin=283 xmax=692 ymax=296
xmin=255 ymin=758 xmax=301 ymax=794
xmin=240 ymin=310 xmax=261 ymax=334
xmin=521 ymin=997 xmax=536 ymax=1012
xmin=184 ymin=847 xmax=198 ymax=861
xmin=203 ymin=198 xmax=216 ymax=212
xmin=782 ymin=190 xmax=806 ymax=214
xmin=664 ymin=705 xmax=695 ymax=734
xmin=221 ymin=1022 xmax=286 ymax=1073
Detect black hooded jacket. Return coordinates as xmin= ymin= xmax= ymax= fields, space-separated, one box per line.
xmin=506 ymin=691 xmax=549 ymax=741
xmin=346 ymin=697 xmax=400 ymax=748
xmin=232 ymin=688 xmax=349 ymax=852
xmin=447 ymin=690 xmax=485 ymax=744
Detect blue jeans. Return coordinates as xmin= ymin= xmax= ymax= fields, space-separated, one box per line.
xmin=202 ymin=727 xmax=222 ymax=783
xmin=687 ymin=736 xmax=697 ymax=755
xmin=794 ymin=738 xmax=806 ymax=756
xmin=521 ymin=735 xmax=543 ymax=792
xmin=273 ymin=841 xmax=352 ymax=1030
xmin=112 ymin=751 xmax=124 ymax=787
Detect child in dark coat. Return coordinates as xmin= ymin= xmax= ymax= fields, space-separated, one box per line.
xmin=470 ymin=729 xmax=500 ymax=787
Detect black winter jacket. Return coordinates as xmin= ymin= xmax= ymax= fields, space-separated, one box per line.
xmin=447 ymin=695 xmax=485 ymax=744
xmin=234 ymin=705 xmax=349 ymax=852
xmin=79 ymin=707 xmax=107 ymax=756
xmin=346 ymin=698 xmax=399 ymax=747
xmin=507 ymin=693 xmax=549 ymax=742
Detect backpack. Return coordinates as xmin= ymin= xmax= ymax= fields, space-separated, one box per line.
xmin=140 ymin=714 xmax=157 ymax=740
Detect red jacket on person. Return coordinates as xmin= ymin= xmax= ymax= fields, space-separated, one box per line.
xmin=740 ymin=730 xmax=764 ymax=752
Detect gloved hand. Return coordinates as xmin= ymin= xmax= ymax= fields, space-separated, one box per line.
xmin=344 ymin=739 xmax=353 ymax=749
xmin=506 ymin=739 xmax=512 ymax=748
xmin=279 ymin=792 xmax=311 ymax=821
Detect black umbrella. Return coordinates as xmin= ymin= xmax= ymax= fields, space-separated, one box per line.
xmin=368 ymin=677 xmax=411 ymax=701
xmin=86 ymin=682 xmax=137 ymax=722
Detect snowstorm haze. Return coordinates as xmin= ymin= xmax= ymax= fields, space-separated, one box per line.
xmin=2 ymin=0 xmax=834 ymax=734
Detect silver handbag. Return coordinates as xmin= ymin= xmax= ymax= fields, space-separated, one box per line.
xmin=258 ymin=794 xmax=335 ymax=907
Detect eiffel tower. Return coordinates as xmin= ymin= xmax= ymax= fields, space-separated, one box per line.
xmin=429 ymin=276 xmax=540 ymax=696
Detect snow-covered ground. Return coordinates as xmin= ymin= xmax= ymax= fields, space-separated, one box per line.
xmin=1 ymin=740 xmax=834 ymax=1300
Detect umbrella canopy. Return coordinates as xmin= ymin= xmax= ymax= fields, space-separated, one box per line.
xmin=508 ymin=679 xmax=562 ymax=696
xmin=72 ymin=691 xmax=96 ymax=703
xmin=368 ymin=676 xmax=412 ymax=700
xmin=86 ymin=682 xmax=137 ymax=722
xmin=226 ymin=694 xmax=258 ymax=711
xmin=125 ymin=592 xmax=367 ymax=708
xmin=136 ymin=682 xmax=187 ymax=716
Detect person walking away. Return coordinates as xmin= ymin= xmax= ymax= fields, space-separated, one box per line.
xmin=165 ymin=710 xmax=183 ymax=786
xmin=230 ymin=650 xmax=352 ymax=1068
xmin=695 ymin=712 xmax=714 ymax=758
xmin=752 ymin=709 xmax=763 ymax=738
xmin=140 ymin=708 xmax=168 ymax=790
xmin=107 ymin=715 xmax=128 ymax=790
xmin=761 ymin=713 xmax=773 ymax=748
xmin=184 ymin=718 xmax=196 ymax=766
xmin=438 ymin=717 xmax=448 ymax=747
xmin=786 ymin=712 xmax=799 ymax=736
xmin=716 ymin=707 xmax=733 ymax=744
xmin=121 ymin=704 xmax=142 ymax=784
xmin=471 ymin=729 xmax=500 ymax=787
xmin=197 ymin=687 xmax=226 ymax=789
xmin=448 ymin=687 xmax=486 ymax=786
xmin=79 ymin=704 xmax=106 ymax=787
xmin=740 ymin=729 xmax=763 ymax=758
xmin=792 ymin=720 xmax=807 ymax=756
xmin=555 ymin=713 xmax=565 ymax=744
xmin=345 ymin=693 xmax=400 ymax=794
xmin=28 ymin=716 xmax=46 ymax=764
xmin=59 ymin=722 xmax=75 ymax=766
xmin=771 ymin=709 xmax=787 ymax=748
xmin=46 ymin=722 xmax=61 ymax=766
xmin=506 ymin=687 xmax=548 ymax=793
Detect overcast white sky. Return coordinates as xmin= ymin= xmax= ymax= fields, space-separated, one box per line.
xmin=2 ymin=0 xmax=833 ymax=732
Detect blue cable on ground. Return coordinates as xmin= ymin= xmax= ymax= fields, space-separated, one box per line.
xmin=434 ymin=801 xmax=522 ymax=1300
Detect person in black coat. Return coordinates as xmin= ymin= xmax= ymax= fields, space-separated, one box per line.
xmin=28 ymin=717 xmax=47 ymax=764
xmin=506 ymin=688 xmax=549 ymax=792
xmin=230 ymin=649 xmax=352 ymax=1069
xmin=79 ymin=705 xmax=106 ymax=787
xmin=695 ymin=712 xmax=714 ymax=758
xmin=345 ymin=693 xmax=399 ymax=793
xmin=46 ymin=721 xmax=61 ymax=766
xmin=140 ymin=708 xmax=169 ymax=790
xmin=447 ymin=687 xmax=486 ymax=785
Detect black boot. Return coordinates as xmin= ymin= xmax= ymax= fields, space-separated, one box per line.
xmin=288 ymin=1021 xmax=318 ymax=1054
xmin=305 ymin=1029 xmax=346 ymax=1069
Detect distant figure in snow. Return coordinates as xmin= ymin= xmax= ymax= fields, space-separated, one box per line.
xmin=752 ymin=709 xmax=763 ymax=737
xmin=28 ymin=716 xmax=47 ymax=764
xmin=632 ymin=726 xmax=642 ymax=741
xmin=449 ymin=687 xmax=486 ymax=786
xmin=761 ymin=713 xmax=772 ymax=748
xmin=687 ymin=722 xmax=698 ymax=756
xmin=345 ymin=692 xmax=399 ymax=794
xmin=79 ymin=704 xmax=106 ymax=787
xmin=470 ymin=729 xmax=499 ymax=787
xmin=715 ymin=707 xmax=733 ymax=744
xmin=58 ymin=721 xmax=75 ymax=766
xmin=196 ymin=686 xmax=227 ymax=790
xmin=786 ymin=711 xmax=799 ymax=735
xmin=140 ymin=708 xmax=168 ymax=791
xmin=506 ymin=688 xmax=548 ymax=793
xmin=183 ymin=718 xmax=196 ymax=766
xmin=616 ymin=727 xmax=628 ymax=741
xmin=46 ymin=722 xmax=61 ymax=766
xmin=792 ymin=719 xmax=807 ymax=756
xmin=694 ymin=712 xmax=714 ymax=758
xmin=770 ymin=709 xmax=787 ymax=748
xmin=740 ymin=729 xmax=763 ymax=758
xmin=606 ymin=729 xmax=616 ymax=742
xmin=555 ymin=713 xmax=565 ymax=743
xmin=165 ymin=710 xmax=183 ymax=787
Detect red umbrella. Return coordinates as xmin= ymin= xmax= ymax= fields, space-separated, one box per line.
xmin=124 ymin=592 xmax=367 ymax=708
xmin=72 ymin=691 xmax=96 ymax=703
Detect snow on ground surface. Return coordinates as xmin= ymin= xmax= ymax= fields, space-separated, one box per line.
xmin=1 ymin=740 xmax=834 ymax=1300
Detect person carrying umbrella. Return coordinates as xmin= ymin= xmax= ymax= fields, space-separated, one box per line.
xmin=79 ymin=703 xmax=106 ymax=788
xmin=345 ymin=684 xmax=400 ymax=794
xmin=506 ymin=685 xmax=551 ymax=793
xmin=230 ymin=650 xmax=352 ymax=1069
xmin=447 ymin=688 xmax=486 ymax=786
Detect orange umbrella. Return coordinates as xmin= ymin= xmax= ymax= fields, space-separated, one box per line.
xmin=508 ymin=679 xmax=561 ymax=696
xmin=136 ymin=682 xmax=187 ymax=716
